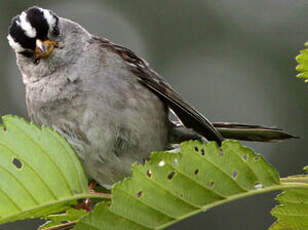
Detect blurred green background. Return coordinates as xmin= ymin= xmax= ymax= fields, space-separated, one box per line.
xmin=0 ymin=0 xmax=307 ymax=229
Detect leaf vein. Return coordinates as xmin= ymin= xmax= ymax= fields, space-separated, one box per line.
xmin=45 ymin=128 xmax=85 ymax=193
xmin=0 ymin=164 xmax=39 ymax=205
xmin=166 ymin=161 xmax=227 ymax=199
xmin=193 ymin=146 xmax=248 ymax=192
xmin=141 ymin=169 xmax=202 ymax=209
xmin=0 ymin=186 xmax=22 ymax=212
xmin=0 ymin=142 xmax=58 ymax=200
xmin=115 ymin=188 xmax=175 ymax=225
xmin=7 ymin=121 xmax=73 ymax=196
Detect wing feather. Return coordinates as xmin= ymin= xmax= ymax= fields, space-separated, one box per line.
xmin=96 ymin=37 xmax=224 ymax=145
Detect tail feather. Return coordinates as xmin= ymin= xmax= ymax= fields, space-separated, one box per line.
xmin=169 ymin=121 xmax=298 ymax=143
xmin=213 ymin=122 xmax=299 ymax=142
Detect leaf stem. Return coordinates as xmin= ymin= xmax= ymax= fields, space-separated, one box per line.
xmin=0 ymin=193 xmax=108 ymax=225
xmin=157 ymin=180 xmax=308 ymax=229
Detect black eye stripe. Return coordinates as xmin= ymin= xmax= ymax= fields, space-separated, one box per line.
xmin=9 ymin=16 xmax=36 ymax=50
xmin=20 ymin=50 xmax=34 ymax=57
xmin=53 ymin=16 xmax=60 ymax=35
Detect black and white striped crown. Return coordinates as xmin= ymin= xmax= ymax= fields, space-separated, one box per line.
xmin=7 ymin=6 xmax=59 ymax=53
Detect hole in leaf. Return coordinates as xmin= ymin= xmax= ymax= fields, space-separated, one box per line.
xmin=158 ymin=160 xmax=165 ymax=167
xmin=179 ymin=194 xmax=184 ymax=198
xmin=168 ymin=171 xmax=176 ymax=180
xmin=210 ymin=181 xmax=215 ymax=188
xmin=61 ymin=221 xmax=69 ymax=224
xmin=219 ymin=149 xmax=224 ymax=157
xmin=194 ymin=146 xmax=199 ymax=152
xmin=243 ymin=154 xmax=248 ymax=160
xmin=194 ymin=169 xmax=199 ymax=175
xmin=12 ymin=158 xmax=22 ymax=169
xmin=201 ymin=149 xmax=205 ymax=156
xmin=232 ymin=170 xmax=238 ymax=178
xmin=146 ymin=169 xmax=152 ymax=178
xmin=254 ymin=156 xmax=259 ymax=161
xmin=173 ymin=158 xmax=178 ymax=167
xmin=136 ymin=191 xmax=143 ymax=197
xmin=254 ymin=182 xmax=263 ymax=189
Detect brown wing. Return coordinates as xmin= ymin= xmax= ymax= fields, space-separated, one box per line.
xmin=96 ymin=37 xmax=224 ymax=145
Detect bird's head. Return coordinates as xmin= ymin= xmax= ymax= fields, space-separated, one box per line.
xmin=7 ymin=6 xmax=90 ymax=81
xmin=7 ymin=6 xmax=61 ymax=61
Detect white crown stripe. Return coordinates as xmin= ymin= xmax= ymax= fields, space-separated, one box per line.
xmin=7 ymin=34 xmax=25 ymax=52
xmin=19 ymin=12 xmax=37 ymax=38
xmin=41 ymin=8 xmax=57 ymax=32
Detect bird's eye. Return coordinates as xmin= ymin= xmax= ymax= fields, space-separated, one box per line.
xmin=52 ymin=25 xmax=60 ymax=36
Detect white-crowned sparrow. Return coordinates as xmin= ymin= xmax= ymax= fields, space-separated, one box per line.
xmin=7 ymin=6 xmax=295 ymax=188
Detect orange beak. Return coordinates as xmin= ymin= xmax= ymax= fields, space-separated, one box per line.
xmin=35 ymin=39 xmax=57 ymax=59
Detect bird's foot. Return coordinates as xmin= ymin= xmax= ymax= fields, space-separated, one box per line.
xmin=74 ymin=180 xmax=97 ymax=212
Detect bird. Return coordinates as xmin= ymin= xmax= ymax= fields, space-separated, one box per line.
xmin=7 ymin=6 xmax=296 ymax=188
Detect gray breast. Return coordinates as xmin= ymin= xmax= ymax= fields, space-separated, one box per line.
xmin=24 ymin=41 xmax=170 ymax=187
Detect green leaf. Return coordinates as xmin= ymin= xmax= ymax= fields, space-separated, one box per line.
xmin=39 ymin=208 xmax=87 ymax=230
xmin=75 ymin=140 xmax=288 ymax=230
xmin=296 ymin=41 xmax=308 ymax=82
xmin=0 ymin=115 xmax=92 ymax=224
xmin=270 ymin=168 xmax=308 ymax=230
xmin=1 ymin=116 xmax=306 ymax=230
